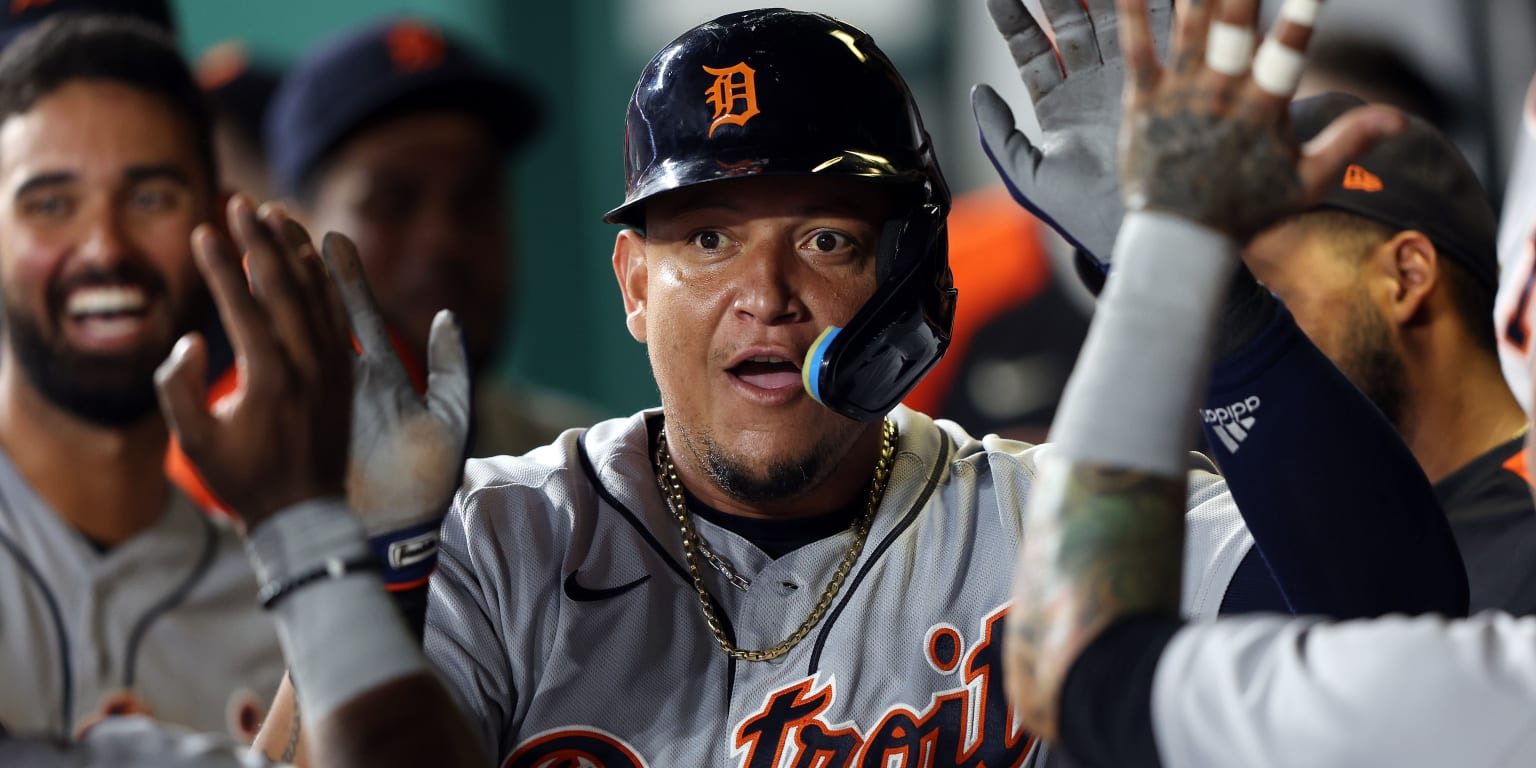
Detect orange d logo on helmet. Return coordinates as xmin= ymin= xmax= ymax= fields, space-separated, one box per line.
xmin=703 ymin=62 xmax=759 ymax=137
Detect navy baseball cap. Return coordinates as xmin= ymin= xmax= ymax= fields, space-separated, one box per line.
xmin=265 ymin=17 xmax=541 ymax=197
xmin=1291 ymin=92 xmax=1498 ymax=292
xmin=0 ymin=0 xmax=174 ymax=49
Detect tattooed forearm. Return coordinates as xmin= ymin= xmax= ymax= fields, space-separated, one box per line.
xmin=1007 ymin=461 xmax=1187 ymax=740
xmin=281 ymin=697 xmax=302 ymax=763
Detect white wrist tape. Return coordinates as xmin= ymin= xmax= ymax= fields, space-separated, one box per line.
xmin=1279 ymin=0 xmax=1322 ymax=25
xmin=1051 ymin=212 xmax=1239 ymax=476
xmin=247 ymin=499 xmax=427 ymax=722
xmin=1205 ymin=22 xmax=1255 ymax=76
xmin=1252 ymin=40 xmax=1307 ymax=97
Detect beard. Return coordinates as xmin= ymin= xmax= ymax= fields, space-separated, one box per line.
xmin=670 ymin=422 xmax=841 ymax=504
xmin=1336 ymin=289 xmax=1410 ymax=429
xmin=6 ymin=263 xmax=208 ymax=427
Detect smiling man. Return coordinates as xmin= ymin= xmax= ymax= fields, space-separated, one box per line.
xmin=0 ymin=15 xmax=282 ymax=742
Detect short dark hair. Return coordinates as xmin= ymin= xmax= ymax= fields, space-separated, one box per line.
xmin=1298 ymin=210 xmax=1497 ymax=356
xmin=0 ymin=14 xmax=217 ymax=196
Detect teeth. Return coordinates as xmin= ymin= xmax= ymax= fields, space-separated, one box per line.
xmin=747 ymin=355 xmax=792 ymax=364
xmin=67 ymin=287 xmax=146 ymax=317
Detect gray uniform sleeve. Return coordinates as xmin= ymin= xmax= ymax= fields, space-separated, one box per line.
xmin=423 ymin=491 xmax=519 ymax=759
xmin=1152 ymin=613 xmax=1536 ymax=767
xmin=0 ymin=717 xmax=277 ymax=768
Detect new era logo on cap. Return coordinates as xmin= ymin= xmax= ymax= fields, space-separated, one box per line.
xmin=386 ymin=20 xmax=444 ymax=74
xmin=1343 ymin=164 xmax=1384 ymax=193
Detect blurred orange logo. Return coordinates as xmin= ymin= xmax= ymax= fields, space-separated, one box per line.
xmin=10 ymin=0 xmax=55 ymax=15
xmin=703 ymin=62 xmax=760 ymax=137
xmin=1343 ymin=164 xmax=1384 ymax=193
xmin=387 ymin=21 xmax=445 ymax=74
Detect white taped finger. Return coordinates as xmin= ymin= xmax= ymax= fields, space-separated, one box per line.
xmin=1252 ymin=40 xmax=1307 ymax=97
xmin=1205 ymin=22 xmax=1255 ymax=76
xmin=1279 ymin=0 xmax=1322 ymax=26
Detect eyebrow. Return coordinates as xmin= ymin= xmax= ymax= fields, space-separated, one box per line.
xmin=123 ymin=164 xmax=193 ymax=187
xmin=14 ymin=172 xmax=74 ymax=198
xmin=13 ymin=163 xmax=193 ymax=198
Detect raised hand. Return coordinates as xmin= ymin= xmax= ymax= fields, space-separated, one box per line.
xmin=322 ymin=230 xmax=469 ymax=542
xmin=1117 ymin=0 xmax=1403 ymax=241
xmin=972 ymin=0 xmax=1174 ymax=266
xmin=155 ymin=197 xmax=354 ymax=530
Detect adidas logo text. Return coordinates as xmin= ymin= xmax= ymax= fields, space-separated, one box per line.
xmin=1203 ymin=396 xmax=1261 ymax=453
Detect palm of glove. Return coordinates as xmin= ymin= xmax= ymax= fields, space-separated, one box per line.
xmin=324 ymin=235 xmax=470 ymax=533
xmin=975 ymin=0 xmax=1173 ymax=266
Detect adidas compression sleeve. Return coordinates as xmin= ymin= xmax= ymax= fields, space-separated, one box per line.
xmin=1204 ymin=306 xmax=1469 ymax=618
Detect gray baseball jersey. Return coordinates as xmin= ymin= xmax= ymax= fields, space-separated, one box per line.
xmin=425 ymin=406 xmax=1252 ymax=766
xmin=1152 ymin=612 xmax=1536 ymax=767
xmin=0 ymin=447 xmax=284 ymax=743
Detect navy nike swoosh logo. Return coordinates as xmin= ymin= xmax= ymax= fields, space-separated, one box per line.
xmin=563 ymin=571 xmax=651 ymax=602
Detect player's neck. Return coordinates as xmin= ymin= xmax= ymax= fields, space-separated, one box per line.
xmin=0 ymin=347 xmax=171 ymax=546
xmin=1399 ymin=328 xmax=1527 ymax=484
xmin=666 ymin=423 xmax=885 ymax=521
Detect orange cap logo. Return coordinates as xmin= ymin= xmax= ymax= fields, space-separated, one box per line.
xmin=196 ymin=41 xmax=249 ymax=92
xmin=10 ymin=0 xmax=55 ymax=15
xmin=1343 ymin=164 xmax=1384 ymax=193
xmin=386 ymin=21 xmax=446 ymax=74
xmin=703 ymin=62 xmax=760 ymax=137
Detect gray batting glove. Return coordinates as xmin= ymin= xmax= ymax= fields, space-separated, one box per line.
xmin=973 ymin=0 xmax=1173 ymax=274
xmin=321 ymin=233 xmax=470 ymax=587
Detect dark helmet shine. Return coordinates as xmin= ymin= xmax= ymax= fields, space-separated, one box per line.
xmin=608 ymin=9 xmax=956 ymax=422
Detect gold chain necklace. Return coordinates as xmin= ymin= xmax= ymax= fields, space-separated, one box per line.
xmin=653 ymin=419 xmax=897 ymax=662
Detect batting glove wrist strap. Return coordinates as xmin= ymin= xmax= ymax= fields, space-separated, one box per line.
xmin=368 ymin=519 xmax=442 ymax=592
xmin=246 ymin=496 xmax=370 ymax=589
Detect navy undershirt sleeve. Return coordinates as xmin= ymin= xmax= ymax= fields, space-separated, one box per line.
xmin=1058 ymin=615 xmax=1182 ymax=768
xmin=1204 ymin=304 xmax=1468 ymax=618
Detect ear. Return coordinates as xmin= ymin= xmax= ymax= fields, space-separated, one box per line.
xmin=613 ymin=229 xmax=648 ymax=343
xmin=1379 ymin=230 xmax=1438 ymax=326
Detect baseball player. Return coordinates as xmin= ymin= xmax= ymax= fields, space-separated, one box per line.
xmin=1006 ymin=2 xmax=1536 ymax=766
xmin=0 ymin=15 xmax=283 ymax=742
xmin=1243 ymin=93 xmax=1535 ymax=614
xmin=975 ymin=0 xmax=1479 ymax=617
xmin=264 ymin=18 xmax=597 ymax=458
xmin=2 ymin=188 xmax=488 ymax=767
xmin=252 ymin=7 xmax=1464 ymax=767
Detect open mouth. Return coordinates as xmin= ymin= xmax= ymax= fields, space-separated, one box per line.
xmin=729 ymin=354 xmax=803 ymax=391
xmin=63 ymin=286 xmax=151 ymax=345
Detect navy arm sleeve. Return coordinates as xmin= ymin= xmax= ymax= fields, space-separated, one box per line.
xmin=1204 ymin=304 xmax=1468 ymax=618
xmin=1057 ymin=615 xmax=1182 ymax=768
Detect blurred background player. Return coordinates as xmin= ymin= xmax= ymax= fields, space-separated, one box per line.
xmin=1011 ymin=67 xmax=1536 ymax=768
xmin=1244 ymin=93 xmax=1536 ymax=614
xmin=197 ymin=40 xmax=281 ymax=202
xmin=265 ymin=17 xmax=597 ymax=458
xmin=0 ymin=14 xmax=281 ymax=742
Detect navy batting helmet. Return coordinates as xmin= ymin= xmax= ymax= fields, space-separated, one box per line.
xmin=606 ymin=8 xmax=956 ymax=422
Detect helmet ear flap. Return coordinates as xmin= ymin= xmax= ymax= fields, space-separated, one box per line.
xmin=805 ymin=204 xmax=955 ymax=421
